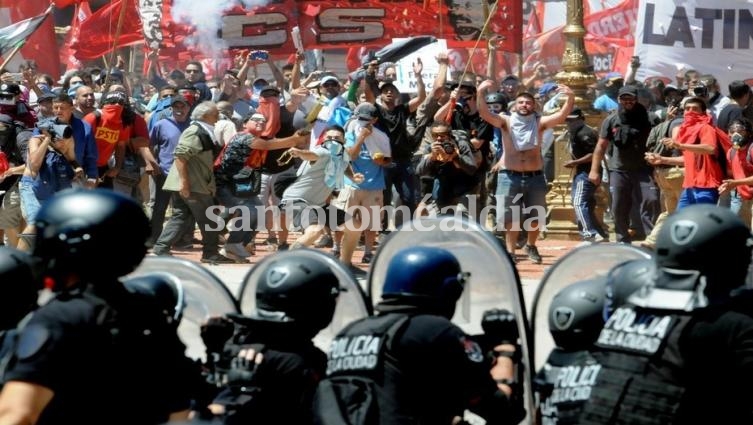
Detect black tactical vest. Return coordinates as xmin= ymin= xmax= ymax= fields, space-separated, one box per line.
xmin=314 ymin=313 xmax=410 ymax=425
xmin=579 ymin=304 xmax=692 ymax=425
xmin=535 ymin=348 xmax=602 ymax=425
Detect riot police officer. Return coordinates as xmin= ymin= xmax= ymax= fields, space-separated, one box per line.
xmin=0 ymin=246 xmax=38 ymax=331
xmin=580 ymin=204 xmax=753 ymax=424
xmin=203 ymin=250 xmax=340 ymax=424
xmin=0 ymin=246 xmax=39 ymax=373
xmin=0 ymin=189 xmax=198 ymax=425
xmin=313 ymin=246 xmax=525 ymax=425
xmin=535 ymin=277 xmax=607 ymax=425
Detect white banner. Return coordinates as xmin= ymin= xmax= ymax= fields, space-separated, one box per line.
xmin=392 ymin=38 xmax=449 ymax=94
xmin=634 ymin=0 xmax=753 ymax=91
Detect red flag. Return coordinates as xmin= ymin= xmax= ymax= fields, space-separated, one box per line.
xmin=60 ymin=1 xmax=92 ymax=70
xmin=70 ymin=0 xmax=143 ymax=60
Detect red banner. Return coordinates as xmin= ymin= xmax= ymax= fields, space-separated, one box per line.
xmin=1 ymin=0 xmax=59 ymax=77
xmin=522 ymin=0 xmax=637 ymax=79
xmin=66 ymin=0 xmax=522 ymax=63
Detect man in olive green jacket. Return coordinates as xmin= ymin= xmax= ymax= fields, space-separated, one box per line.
xmin=152 ymin=101 xmax=235 ymax=263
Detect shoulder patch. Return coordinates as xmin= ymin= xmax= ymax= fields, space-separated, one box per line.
xmin=461 ymin=337 xmax=484 ymax=363
xmin=15 ymin=324 xmax=51 ymax=360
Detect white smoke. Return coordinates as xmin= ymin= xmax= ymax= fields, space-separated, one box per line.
xmin=171 ymin=0 xmax=270 ymax=60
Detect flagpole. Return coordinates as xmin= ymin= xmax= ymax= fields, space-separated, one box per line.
xmin=0 ymin=4 xmax=54 ymax=72
xmin=0 ymin=43 xmax=24 ymax=72
xmin=104 ymin=0 xmax=129 ymax=87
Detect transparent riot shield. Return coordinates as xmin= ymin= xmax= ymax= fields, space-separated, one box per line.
xmin=237 ymin=249 xmax=371 ymax=352
xmin=126 ymin=257 xmax=240 ymax=361
xmin=367 ymin=215 xmax=534 ymax=422
xmin=530 ymin=243 xmax=652 ymax=371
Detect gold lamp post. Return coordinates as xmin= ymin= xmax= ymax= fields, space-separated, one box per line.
xmin=545 ymin=0 xmax=607 ymax=240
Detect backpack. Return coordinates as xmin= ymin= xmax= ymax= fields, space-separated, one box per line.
xmin=213 ymin=133 xmax=263 ymax=198
xmin=312 ymin=314 xmax=411 ymax=425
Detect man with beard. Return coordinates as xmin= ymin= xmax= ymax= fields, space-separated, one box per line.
xmin=73 ymin=85 xmax=97 ymax=120
xmin=589 ymin=85 xmax=659 ymax=243
xmin=477 ymin=80 xmax=574 ymax=263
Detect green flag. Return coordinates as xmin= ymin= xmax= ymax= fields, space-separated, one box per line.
xmin=0 ymin=11 xmax=50 ymax=56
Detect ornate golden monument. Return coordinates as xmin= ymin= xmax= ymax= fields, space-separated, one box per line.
xmin=545 ymin=0 xmax=606 ymax=240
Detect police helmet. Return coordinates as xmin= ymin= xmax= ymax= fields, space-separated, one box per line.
xmin=254 ymin=251 xmax=340 ymax=335
xmin=485 ymin=92 xmax=508 ymax=105
xmin=33 ymin=189 xmax=150 ymax=285
xmin=123 ymin=273 xmax=184 ymax=323
xmin=604 ymin=259 xmax=656 ymax=319
xmin=380 ymin=246 xmax=469 ymax=318
xmin=655 ymin=205 xmax=753 ymax=293
xmin=548 ymin=277 xmax=606 ymax=350
xmin=0 ymin=83 xmax=21 ymax=97
xmin=0 ymin=246 xmax=39 ymax=329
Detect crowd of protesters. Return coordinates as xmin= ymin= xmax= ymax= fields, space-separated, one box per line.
xmin=1 ymin=49 xmax=752 ymax=265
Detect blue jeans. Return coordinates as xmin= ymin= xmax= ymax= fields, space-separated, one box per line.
xmin=677 ymin=188 xmax=719 ymax=209
xmin=18 ymin=176 xmax=41 ymax=225
xmin=495 ymin=171 xmax=547 ymax=229
xmin=215 ymin=186 xmax=262 ymax=245
xmin=382 ymin=159 xmax=418 ymax=229
xmin=571 ymin=171 xmax=602 ymax=238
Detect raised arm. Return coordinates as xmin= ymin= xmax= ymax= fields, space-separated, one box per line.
xmin=476 ymin=80 xmax=507 ymax=130
xmin=407 ymin=59 xmax=426 ymax=113
xmin=540 ymin=85 xmax=575 ymax=129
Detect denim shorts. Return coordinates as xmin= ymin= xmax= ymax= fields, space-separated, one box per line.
xmin=18 ymin=176 xmax=41 ymax=225
xmin=496 ymin=170 xmax=547 ymax=225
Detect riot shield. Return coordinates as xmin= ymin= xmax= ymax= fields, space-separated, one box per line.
xmin=530 ymin=243 xmax=652 ymax=371
xmin=237 ymin=249 xmax=371 ymax=351
xmin=126 ymin=257 xmax=240 ymax=361
xmin=367 ymin=215 xmax=534 ymax=422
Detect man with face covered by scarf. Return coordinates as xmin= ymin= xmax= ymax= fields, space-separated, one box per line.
xmin=589 ymin=85 xmax=659 ymax=244
xmin=657 ymin=97 xmax=727 ymax=209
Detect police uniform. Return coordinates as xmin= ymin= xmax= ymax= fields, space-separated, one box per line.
xmin=535 ymin=349 xmax=603 ymax=425
xmin=3 ymin=281 xmax=197 ymax=425
xmin=321 ymin=312 xmax=521 ymax=425
xmin=212 ymin=333 xmax=327 ymax=424
xmin=579 ymin=298 xmax=753 ymax=424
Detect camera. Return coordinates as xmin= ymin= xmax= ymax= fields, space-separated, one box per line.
xmin=691 ymin=84 xmax=708 ymax=98
xmin=37 ymin=121 xmax=73 ymax=140
xmin=441 ymin=140 xmax=456 ymax=155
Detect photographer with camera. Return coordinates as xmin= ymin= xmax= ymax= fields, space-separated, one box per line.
xmin=16 ymin=118 xmax=82 ymax=250
xmin=416 ymin=122 xmax=478 ymax=213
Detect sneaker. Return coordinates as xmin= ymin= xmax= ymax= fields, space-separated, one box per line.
xmin=361 ymin=252 xmax=373 ymax=264
xmin=219 ymin=248 xmax=250 ymax=263
xmin=346 ymin=264 xmax=367 ymax=277
xmin=200 ymin=253 xmax=236 ymax=264
xmin=172 ymin=241 xmax=193 ymax=250
xmin=277 ymin=243 xmax=290 ymax=251
xmin=225 ymin=242 xmax=251 ymax=258
xmin=265 ymin=237 xmax=279 ymax=246
xmin=524 ymin=244 xmax=542 ymax=264
xmin=332 ymin=248 xmax=341 ymax=258
xmin=314 ymin=234 xmax=334 ymax=248
xmin=151 ymin=249 xmax=172 ymax=257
